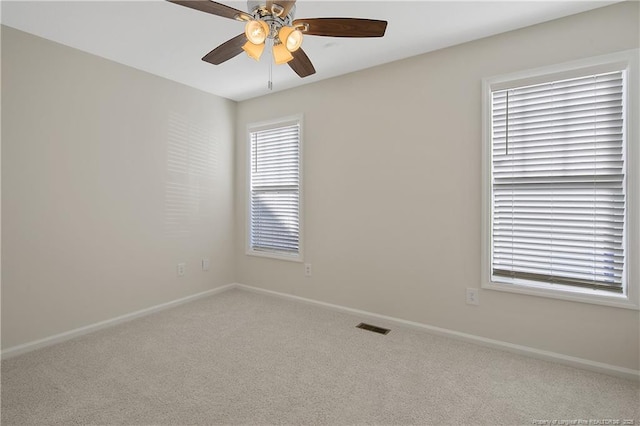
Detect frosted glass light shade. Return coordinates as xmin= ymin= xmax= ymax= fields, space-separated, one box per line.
xmin=245 ymin=20 xmax=269 ymax=44
xmin=242 ymin=41 xmax=265 ymax=61
xmin=273 ymin=43 xmax=294 ymax=64
xmin=278 ymin=26 xmax=303 ymax=52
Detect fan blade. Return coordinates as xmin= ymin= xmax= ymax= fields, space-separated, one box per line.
xmin=288 ymin=48 xmax=315 ymax=78
xmin=168 ymin=1 xmax=251 ymax=21
xmin=202 ymin=33 xmax=247 ymax=65
xmin=266 ymin=0 xmax=296 ymax=18
xmin=293 ymin=18 xmax=387 ymax=37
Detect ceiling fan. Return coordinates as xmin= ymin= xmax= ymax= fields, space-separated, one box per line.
xmin=167 ymin=0 xmax=388 ymax=78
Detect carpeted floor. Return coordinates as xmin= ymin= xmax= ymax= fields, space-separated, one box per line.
xmin=2 ymin=288 xmax=639 ymax=425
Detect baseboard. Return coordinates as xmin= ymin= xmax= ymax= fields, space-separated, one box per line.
xmin=235 ymin=283 xmax=640 ymax=382
xmin=5 ymin=282 xmax=638 ymax=381
xmin=1 ymin=284 xmax=236 ymax=360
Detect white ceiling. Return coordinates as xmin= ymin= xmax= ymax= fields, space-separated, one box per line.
xmin=1 ymin=0 xmax=620 ymax=101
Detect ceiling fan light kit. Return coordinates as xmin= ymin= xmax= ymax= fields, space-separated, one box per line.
xmin=278 ymin=26 xmax=303 ymax=52
xmin=244 ymin=19 xmax=269 ymax=44
xmin=241 ymin=40 xmax=265 ymax=61
xmin=272 ymin=42 xmax=294 ymax=64
xmin=242 ymin=1 xmax=302 ymax=65
xmin=168 ymin=0 xmax=388 ymax=78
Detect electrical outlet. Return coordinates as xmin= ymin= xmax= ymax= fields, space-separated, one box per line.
xmin=177 ymin=263 xmax=186 ymax=277
xmin=304 ymin=263 xmax=312 ymax=277
xmin=202 ymin=258 xmax=210 ymax=271
xmin=466 ymin=288 xmax=479 ymax=305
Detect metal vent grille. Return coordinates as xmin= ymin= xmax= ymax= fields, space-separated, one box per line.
xmin=356 ymin=323 xmax=390 ymax=335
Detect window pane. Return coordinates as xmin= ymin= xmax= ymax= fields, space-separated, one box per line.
xmin=249 ymin=121 xmax=300 ymax=257
xmin=491 ymin=71 xmax=626 ymax=292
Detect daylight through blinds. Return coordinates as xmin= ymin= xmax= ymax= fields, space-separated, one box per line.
xmin=250 ymin=122 xmax=300 ymax=255
xmin=491 ymin=71 xmax=626 ymax=293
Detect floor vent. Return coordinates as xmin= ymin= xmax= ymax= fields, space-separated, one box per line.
xmin=356 ymin=323 xmax=390 ymax=335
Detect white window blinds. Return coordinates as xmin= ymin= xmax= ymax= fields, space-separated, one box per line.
xmin=249 ymin=121 xmax=300 ymax=256
xmin=491 ymin=71 xmax=626 ymax=293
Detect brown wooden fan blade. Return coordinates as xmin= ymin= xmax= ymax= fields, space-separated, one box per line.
xmin=168 ymin=0 xmax=251 ymax=21
xmin=288 ymin=48 xmax=315 ymax=78
xmin=293 ymin=18 xmax=387 ymax=37
xmin=202 ymin=33 xmax=247 ymax=65
xmin=266 ymin=0 xmax=296 ymax=18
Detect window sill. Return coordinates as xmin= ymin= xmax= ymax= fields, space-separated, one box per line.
xmin=246 ymin=248 xmax=303 ymax=263
xmin=482 ymin=279 xmax=639 ymax=310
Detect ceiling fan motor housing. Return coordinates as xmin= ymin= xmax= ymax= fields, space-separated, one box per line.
xmin=247 ymin=1 xmax=294 ymax=39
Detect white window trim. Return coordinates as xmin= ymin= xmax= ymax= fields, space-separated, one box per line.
xmin=246 ymin=114 xmax=304 ymax=262
xmin=481 ymin=49 xmax=640 ymax=310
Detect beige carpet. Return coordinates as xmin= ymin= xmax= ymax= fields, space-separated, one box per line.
xmin=2 ymin=288 xmax=639 ymax=425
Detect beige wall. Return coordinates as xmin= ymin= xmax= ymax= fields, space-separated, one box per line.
xmin=1 ymin=27 xmax=236 ymax=348
xmin=235 ymin=2 xmax=640 ymax=371
xmin=2 ymin=2 xmax=639 ymax=372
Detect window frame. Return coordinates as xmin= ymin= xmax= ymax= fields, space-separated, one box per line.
xmin=246 ymin=114 xmax=304 ymax=262
xmin=481 ymin=50 xmax=639 ymax=310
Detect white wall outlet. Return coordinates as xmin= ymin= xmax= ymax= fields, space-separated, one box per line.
xmin=177 ymin=262 xmax=186 ymax=277
xmin=466 ymin=288 xmax=479 ymax=305
xmin=202 ymin=258 xmax=211 ymax=271
xmin=304 ymin=263 xmax=312 ymax=277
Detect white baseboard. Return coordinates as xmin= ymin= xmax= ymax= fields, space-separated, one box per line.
xmin=1 ymin=284 xmax=236 ymax=360
xmin=235 ymin=283 xmax=640 ymax=382
xmin=4 ymin=282 xmax=638 ymax=381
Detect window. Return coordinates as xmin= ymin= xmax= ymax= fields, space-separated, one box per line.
xmin=482 ymin=50 xmax=639 ymax=309
xmin=247 ymin=116 xmax=303 ymax=261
